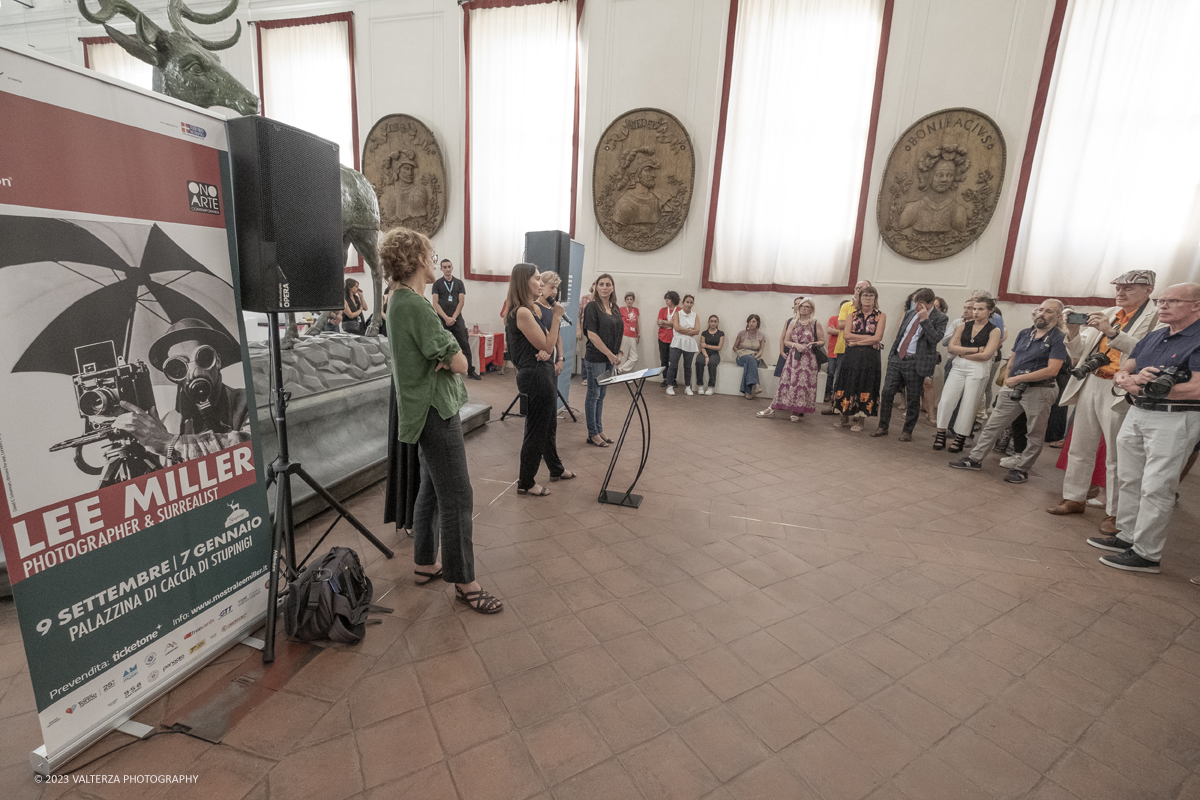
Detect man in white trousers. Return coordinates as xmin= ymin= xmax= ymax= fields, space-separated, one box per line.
xmin=1047 ymin=270 xmax=1159 ymax=533
xmin=1090 ymin=283 xmax=1200 ymax=574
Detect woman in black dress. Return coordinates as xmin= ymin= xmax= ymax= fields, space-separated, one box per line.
xmin=505 ymin=263 xmax=575 ymax=496
xmin=343 ymin=278 xmax=367 ymax=335
xmin=831 ymin=286 xmax=887 ymax=432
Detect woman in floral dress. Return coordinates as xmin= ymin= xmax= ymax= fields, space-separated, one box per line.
xmin=758 ymin=297 xmax=820 ymax=421
xmin=831 ymin=286 xmax=887 ymax=432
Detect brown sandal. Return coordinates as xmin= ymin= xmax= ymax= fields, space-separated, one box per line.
xmin=456 ymin=586 xmax=503 ymax=614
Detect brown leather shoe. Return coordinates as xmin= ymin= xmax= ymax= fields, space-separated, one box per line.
xmin=898 ymin=432 xmax=913 ymax=442
xmin=1099 ymin=515 xmax=1119 ymax=534
xmin=1046 ymin=500 xmax=1086 ymax=515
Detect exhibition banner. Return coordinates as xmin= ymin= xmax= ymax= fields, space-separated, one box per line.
xmin=0 ymin=47 xmax=272 ymax=766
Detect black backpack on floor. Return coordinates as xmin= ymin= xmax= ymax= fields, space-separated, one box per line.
xmin=284 ymin=547 xmax=390 ymax=644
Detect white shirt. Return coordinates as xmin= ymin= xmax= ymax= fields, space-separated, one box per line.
xmin=671 ymin=310 xmax=699 ymax=352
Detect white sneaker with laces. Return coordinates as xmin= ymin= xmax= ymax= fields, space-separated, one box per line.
xmin=685 ymin=387 xmax=694 ymax=396
xmin=704 ymin=387 xmax=713 ymax=396
xmin=666 ymin=386 xmax=675 ymax=396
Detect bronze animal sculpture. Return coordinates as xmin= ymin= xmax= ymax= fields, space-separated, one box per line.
xmin=78 ymin=0 xmax=385 ymax=339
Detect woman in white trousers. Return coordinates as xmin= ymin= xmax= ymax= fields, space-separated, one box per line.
xmin=936 ymin=298 xmax=1002 ymax=452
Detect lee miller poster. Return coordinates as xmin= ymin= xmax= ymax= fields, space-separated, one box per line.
xmin=0 ymin=46 xmax=272 ymax=769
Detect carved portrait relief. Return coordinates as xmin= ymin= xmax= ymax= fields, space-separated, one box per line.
xmin=593 ymin=109 xmax=695 ymax=252
xmin=362 ymin=114 xmax=447 ymax=237
xmin=877 ymin=108 xmax=1007 ymax=261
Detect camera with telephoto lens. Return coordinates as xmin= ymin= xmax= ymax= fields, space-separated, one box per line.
xmin=1071 ymin=351 xmax=1111 ymax=380
xmin=72 ymin=341 xmax=156 ymax=422
xmin=1142 ymin=365 xmax=1191 ymax=401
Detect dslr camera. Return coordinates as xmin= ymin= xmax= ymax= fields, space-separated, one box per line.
xmin=1071 ymin=351 xmax=1110 ymax=380
xmin=1142 ymin=365 xmax=1191 ymax=401
xmin=71 ymin=341 xmax=156 ymax=423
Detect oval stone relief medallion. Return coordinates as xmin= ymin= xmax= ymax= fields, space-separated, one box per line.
xmin=593 ymin=108 xmax=695 ymax=252
xmin=877 ymin=108 xmax=1007 ymax=261
xmin=362 ymin=114 xmax=447 ymax=238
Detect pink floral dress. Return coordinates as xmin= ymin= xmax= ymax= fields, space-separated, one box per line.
xmin=770 ymin=319 xmax=819 ymax=414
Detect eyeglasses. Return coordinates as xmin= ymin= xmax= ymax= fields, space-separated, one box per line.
xmin=1154 ymin=299 xmax=1198 ymax=308
xmin=163 ymin=345 xmax=217 ymax=382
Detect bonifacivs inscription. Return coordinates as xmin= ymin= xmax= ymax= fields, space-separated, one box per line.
xmin=363 ymin=114 xmax=447 ymax=238
xmin=878 ymin=108 xmax=1007 ymax=261
xmin=594 ymin=109 xmax=695 ymax=252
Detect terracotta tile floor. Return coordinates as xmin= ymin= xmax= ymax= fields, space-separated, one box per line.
xmin=3 ymin=373 xmax=1200 ymax=800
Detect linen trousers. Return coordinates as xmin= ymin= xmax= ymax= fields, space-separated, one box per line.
xmin=1114 ymin=407 xmax=1200 ymax=562
xmin=1062 ymin=376 xmax=1127 ymax=514
xmin=967 ymin=384 xmax=1057 ymax=472
xmin=414 ymin=406 xmax=475 ymax=583
xmin=937 ymin=359 xmax=990 ymax=436
xmin=617 ymin=335 xmax=640 ymax=373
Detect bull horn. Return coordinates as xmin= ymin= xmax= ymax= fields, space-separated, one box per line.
xmin=77 ymin=0 xmax=165 ymax=65
xmin=168 ymin=0 xmax=243 ymax=51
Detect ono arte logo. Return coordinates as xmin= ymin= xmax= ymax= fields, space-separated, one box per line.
xmin=187 ymin=181 xmax=220 ymax=215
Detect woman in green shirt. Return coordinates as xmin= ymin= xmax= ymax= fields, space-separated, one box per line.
xmin=382 ymin=228 xmax=502 ymax=614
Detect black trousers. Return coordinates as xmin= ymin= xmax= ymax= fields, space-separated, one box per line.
xmin=695 ymin=352 xmax=720 ymax=387
xmin=443 ymin=316 xmax=476 ymax=375
xmin=878 ymin=355 xmax=924 ymax=433
xmin=517 ymin=363 xmax=564 ymax=490
xmin=413 ymin=406 xmax=475 ymax=583
xmin=659 ymin=340 xmax=672 ymax=384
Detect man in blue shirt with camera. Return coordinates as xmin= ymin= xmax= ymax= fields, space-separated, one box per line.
xmin=1089 ymin=283 xmax=1200 ymax=574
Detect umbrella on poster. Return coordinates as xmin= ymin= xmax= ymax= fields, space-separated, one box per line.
xmin=0 ymin=215 xmax=241 ymax=487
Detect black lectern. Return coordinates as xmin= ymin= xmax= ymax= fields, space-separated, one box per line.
xmin=595 ymin=367 xmax=663 ymax=508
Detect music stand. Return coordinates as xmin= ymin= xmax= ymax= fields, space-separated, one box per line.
xmin=501 ymin=388 xmax=577 ymax=422
xmin=595 ymin=366 xmax=663 ymax=508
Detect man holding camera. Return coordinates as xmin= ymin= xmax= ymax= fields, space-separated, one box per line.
xmin=1090 ymin=283 xmax=1200 ymax=574
xmin=950 ymin=300 xmax=1068 ymax=483
xmin=113 ymin=319 xmax=250 ymax=464
xmin=1047 ymin=271 xmax=1159 ymax=531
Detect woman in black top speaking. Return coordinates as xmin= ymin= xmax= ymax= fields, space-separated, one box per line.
xmin=505 ymin=264 xmax=574 ymax=496
xmin=581 ymin=274 xmax=624 ymax=447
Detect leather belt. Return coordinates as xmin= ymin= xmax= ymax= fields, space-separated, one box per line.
xmin=1133 ymin=401 xmax=1200 ymax=413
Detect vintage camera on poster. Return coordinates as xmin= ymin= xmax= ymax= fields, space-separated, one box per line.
xmin=50 ymin=341 xmax=162 ymax=487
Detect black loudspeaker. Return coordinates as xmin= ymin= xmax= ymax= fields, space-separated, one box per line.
xmin=228 ymin=116 xmax=344 ymax=313
xmin=524 ymin=230 xmax=571 ymax=286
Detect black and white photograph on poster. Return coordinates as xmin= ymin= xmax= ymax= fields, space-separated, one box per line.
xmin=0 ymin=208 xmax=248 ymax=517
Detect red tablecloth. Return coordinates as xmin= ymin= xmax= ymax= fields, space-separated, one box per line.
xmin=470 ymin=332 xmax=505 ymax=370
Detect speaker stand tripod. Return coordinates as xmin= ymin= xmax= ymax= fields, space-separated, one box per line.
xmin=500 ymin=388 xmax=577 ymax=422
xmin=261 ymin=312 xmax=395 ymax=663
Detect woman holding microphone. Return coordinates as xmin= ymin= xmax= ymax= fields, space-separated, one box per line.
xmin=506 ymin=264 xmax=575 ymax=495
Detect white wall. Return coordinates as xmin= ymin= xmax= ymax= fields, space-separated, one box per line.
xmin=2 ymin=0 xmax=1062 ymax=373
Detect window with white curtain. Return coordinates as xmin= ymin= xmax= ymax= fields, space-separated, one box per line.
xmin=85 ymin=39 xmax=154 ymax=90
xmin=466 ymin=0 xmax=578 ymax=278
xmin=1007 ymin=0 xmax=1200 ymax=299
xmin=257 ymin=16 xmax=356 ymax=170
xmin=706 ymin=0 xmax=887 ymax=290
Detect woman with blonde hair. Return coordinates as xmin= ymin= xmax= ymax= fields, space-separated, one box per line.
xmin=383 ymin=227 xmax=501 ymax=614
xmin=759 ymin=297 xmax=821 ymax=421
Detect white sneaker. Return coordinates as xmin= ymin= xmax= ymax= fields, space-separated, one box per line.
xmin=999 ymin=455 xmax=1019 ymax=469
xmin=685 ymin=387 xmax=694 ymax=396
xmin=666 ymin=386 xmax=675 ymax=396
xmin=704 ymin=387 xmax=713 ymax=396
xmin=1087 ymin=497 xmax=1105 ymax=508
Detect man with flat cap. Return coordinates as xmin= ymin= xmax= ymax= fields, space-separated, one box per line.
xmin=1048 ymin=271 xmax=1160 ymax=534
xmin=114 ymin=319 xmax=250 ymax=464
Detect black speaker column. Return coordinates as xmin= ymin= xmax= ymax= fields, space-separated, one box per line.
xmin=228 ymin=116 xmax=344 ymax=313
xmin=524 ymin=230 xmax=572 ymax=286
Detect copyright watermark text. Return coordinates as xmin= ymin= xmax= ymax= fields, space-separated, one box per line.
xmin=37 ymin=774 xmax=199 ymax=784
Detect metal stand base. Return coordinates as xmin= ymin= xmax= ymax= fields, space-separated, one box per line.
xmin=597 ymin=375 xmax=653 ymax=507
xmin=598 ymin=489 xmax=643 ymax=508
xmin=115 ymin=721 xmax=155 ymax=739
